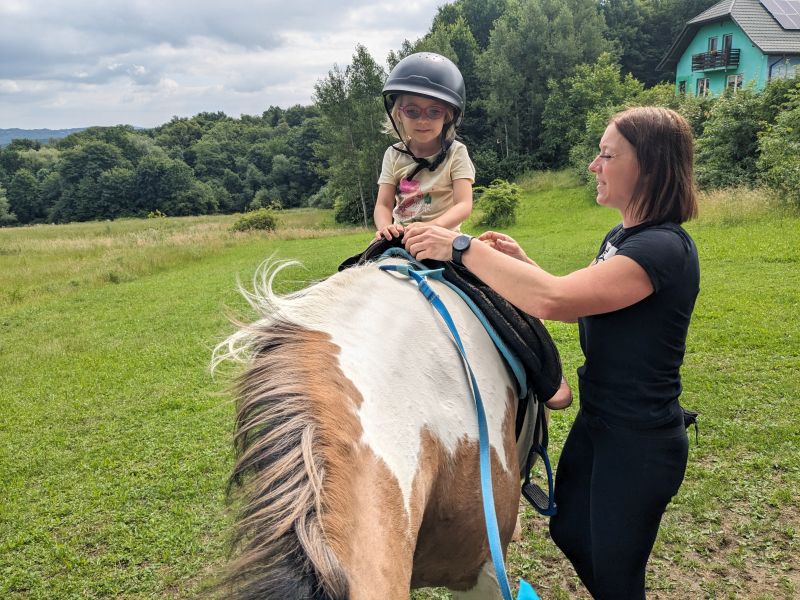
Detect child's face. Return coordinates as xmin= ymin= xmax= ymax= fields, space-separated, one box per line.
xmin=397 ymin=94 xmax=451 ymax=150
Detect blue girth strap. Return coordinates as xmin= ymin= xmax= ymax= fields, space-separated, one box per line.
xmin=378 ymin=258 xmax=540 ymax=600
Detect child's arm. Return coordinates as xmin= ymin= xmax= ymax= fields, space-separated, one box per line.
xmin=374 ymin=183 xmax=404 ymax=240
xmin=423 ymin=178 xmax=473 ymax=230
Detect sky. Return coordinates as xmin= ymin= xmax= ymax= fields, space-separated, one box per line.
xmin=0 ymin=0 xmax=443 ymax=130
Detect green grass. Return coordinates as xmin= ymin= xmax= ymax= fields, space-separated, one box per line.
xmin=1 ymin=185 xmax=798 ymax=599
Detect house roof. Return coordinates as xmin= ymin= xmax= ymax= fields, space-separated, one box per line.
xmin=657 ymin=0 xmax=800 ymax=71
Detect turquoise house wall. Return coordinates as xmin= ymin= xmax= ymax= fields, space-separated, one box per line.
xmin=674 ymin=20 xmax=767 ymax=95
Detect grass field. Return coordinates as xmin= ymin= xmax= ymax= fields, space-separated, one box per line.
xmin=1 ymin=176 xmax=798 ymax=599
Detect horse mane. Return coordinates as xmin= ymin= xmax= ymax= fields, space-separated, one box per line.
xmin=212 ymin=261 xmax=350 ymax=600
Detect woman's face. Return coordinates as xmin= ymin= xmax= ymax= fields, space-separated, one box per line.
xmin=588 ymin=123 xmax=639 ymax=215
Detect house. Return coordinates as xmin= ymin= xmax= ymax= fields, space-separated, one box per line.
xmin=658 ymin=0 xmax=800 ymax=96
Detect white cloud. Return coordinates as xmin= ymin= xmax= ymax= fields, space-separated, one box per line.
xmin=0 ymin=0 xmax=442 ymax=128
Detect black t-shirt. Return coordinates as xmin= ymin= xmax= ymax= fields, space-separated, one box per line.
xmin=577 ymin=222 xmax=700 ymax=427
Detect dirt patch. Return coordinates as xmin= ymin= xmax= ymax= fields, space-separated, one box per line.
xmin=509 ymin=500 xmax=799 ymax=599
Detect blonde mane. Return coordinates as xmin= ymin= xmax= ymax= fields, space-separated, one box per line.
xmin=212 ymin=260 xmax=359 ymax=599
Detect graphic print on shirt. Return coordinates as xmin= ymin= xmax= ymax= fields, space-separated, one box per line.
xmin=597 ymin=241 xmax=618 ymax=263
xmin=393 ymin=177 xmax=433 ymax=223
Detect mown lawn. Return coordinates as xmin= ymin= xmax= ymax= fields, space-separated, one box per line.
xmin=1 ymin=180 xmax=798 ymax=599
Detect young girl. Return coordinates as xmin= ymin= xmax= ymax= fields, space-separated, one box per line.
xmin=374 ymin=52 xmax=475 ymax=240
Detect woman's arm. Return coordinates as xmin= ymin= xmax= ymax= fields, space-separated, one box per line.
xmin=403 ymin=225 xmax=653 ymax=322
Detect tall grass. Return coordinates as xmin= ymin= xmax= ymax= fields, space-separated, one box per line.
xmin=0 ymin=211 xmax=361 ymax=310
xmin=514 ymin=169 xmax=583 ymax=193
xmin=696 ymin=186 xmax=797 ymax=226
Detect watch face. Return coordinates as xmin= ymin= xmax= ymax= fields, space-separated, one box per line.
xmin=453 ymin=235 xmax=472 ymax=251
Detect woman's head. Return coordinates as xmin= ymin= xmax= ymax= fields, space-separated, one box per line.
xmin=589 ymin=107 xmax=698 ymax=225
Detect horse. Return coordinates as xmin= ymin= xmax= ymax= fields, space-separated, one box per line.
xmin=213 ymin=257 xmax=544 ymax=600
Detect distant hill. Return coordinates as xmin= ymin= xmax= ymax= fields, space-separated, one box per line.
xmin=0 ymin=128 xmax=87 ymax=147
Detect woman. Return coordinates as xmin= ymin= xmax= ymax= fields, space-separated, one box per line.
xmin=403 ymin=106 xmax=699 ymax=599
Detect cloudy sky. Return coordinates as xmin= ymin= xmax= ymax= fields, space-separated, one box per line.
xmin=0 ymin=0 xmax=443 ymax=130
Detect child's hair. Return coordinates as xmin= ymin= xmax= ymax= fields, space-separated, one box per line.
xmin=382 ymin=94 xmax=457 ymax=144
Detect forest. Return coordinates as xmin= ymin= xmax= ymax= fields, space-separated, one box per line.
xmin=1 ymin=0 xmax=799 ymax=227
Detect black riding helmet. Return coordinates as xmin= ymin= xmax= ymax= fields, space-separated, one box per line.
xmin=382 ymin=52 xmax=466 ymax=127
xmin=382 ymin=52 xmax=466 ymax=176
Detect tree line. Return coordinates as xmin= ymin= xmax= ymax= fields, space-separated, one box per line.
xmin=0 ymin=106 xmax=324 ymax=225
xmin=2 ymin=0 xmax=799 ymax=227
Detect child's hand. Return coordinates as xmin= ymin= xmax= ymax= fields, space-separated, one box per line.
xmin=478 ymin=231 xmax=530 ymax=263
xmin=375 ymin=224 xmax=405 ymax=240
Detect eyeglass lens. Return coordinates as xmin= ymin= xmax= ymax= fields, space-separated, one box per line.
xmin=400 ymin=105 xmax=445 ymax=120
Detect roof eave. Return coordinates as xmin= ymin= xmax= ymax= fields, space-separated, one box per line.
xmin=657 ymin=24 xmax=698 ymax=72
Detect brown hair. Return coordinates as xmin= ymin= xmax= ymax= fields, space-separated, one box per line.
xmin=611 ymin=106 xmax=698 ymax=224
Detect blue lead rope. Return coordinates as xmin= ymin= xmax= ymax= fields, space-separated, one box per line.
xmin=379 ymin=262 xmax=540 ymax=600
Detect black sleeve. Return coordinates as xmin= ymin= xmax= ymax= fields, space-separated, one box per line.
xmin=595 ymin=225 xmax=621 ymax=260
xmin=617 ymin=227 xmax=692 ymax=292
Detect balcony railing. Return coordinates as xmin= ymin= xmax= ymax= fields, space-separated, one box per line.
xmin=692 ymin=48 xmax=740 ymax=71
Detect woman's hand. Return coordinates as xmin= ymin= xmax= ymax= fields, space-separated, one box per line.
xmin=478 ymin=231 xmax=531 ymax=263
xmin=375 ymin=223 xmax=405 ymax=240
xmin=403 ymin=224 xmax=460 ymax=261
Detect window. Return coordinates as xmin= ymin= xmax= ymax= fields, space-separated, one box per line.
xmin=727 ymin=74 xmax=743 ymax=93
xmin=679 ymin=81 xmax=687 ymax=96
xmin=708 ymin=37 xmax=719 ymax=52
xmin=770 ymin=58 xmax=797 ymax=80
xmin=722 ymin=34 xmax=733 ymax=53
xmin=697 ymin=78 xmax=710 ymax=96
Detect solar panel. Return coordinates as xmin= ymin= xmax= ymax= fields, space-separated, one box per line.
xmin=761 ymin=0 xmax=800 ymax=29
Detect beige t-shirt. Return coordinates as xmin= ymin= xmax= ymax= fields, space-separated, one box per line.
xmin=377 ymin=140 xmax=475 ymax=226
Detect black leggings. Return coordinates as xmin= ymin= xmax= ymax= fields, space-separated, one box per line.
xmin=548 ymin=409 xmax=688 ymax=599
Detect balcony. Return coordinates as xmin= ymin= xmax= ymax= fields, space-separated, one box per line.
xmin=692 ymin=49 xmax=740 ymax=72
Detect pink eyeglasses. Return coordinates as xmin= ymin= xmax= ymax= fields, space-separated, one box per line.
xmin=398 ymin=104 xmax=446 ymax=120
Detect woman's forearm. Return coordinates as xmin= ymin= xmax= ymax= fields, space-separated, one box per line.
xmin=460 ymin=240 xmax=566 ymax=320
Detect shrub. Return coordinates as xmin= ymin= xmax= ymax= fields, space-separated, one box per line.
xmin=758 ymin=82 xmax=800 ymax=207
xmin=333 ymin=194 xmax=369 ymax=226
xmin=695 ymin=89 xmax=764 ymax=189
xmin=147 ymin=209 xmax=167 ymax=219
xmin=0 ymin=186 xmax=17 ymax=226
xmin=475 ymin=179 xmax=520 ymax=227
xmin=307 ymin=183 xmax=335 ymax=209
xmin=231 ymin=208 xmax=279 ymax=232
xmin=249 ymin=188 xmax=283 ymax=212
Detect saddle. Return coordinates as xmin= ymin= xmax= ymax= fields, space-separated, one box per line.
xmin=339 ymin=237 xmax=563 ymax=436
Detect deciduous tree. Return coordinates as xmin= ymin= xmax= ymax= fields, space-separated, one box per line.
xmin=7 ymin=169 xmax=42 ymax=224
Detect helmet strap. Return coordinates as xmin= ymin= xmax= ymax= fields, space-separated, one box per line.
xmin=391 ymin=118 xmax=454 ymax=181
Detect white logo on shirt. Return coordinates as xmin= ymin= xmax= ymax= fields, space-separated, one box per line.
xmin=598 ymin=241 xmax=618 ymax=263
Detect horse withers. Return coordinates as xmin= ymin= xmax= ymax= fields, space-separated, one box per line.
xmin=213 ymin=258 xmax=532 ymax=600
